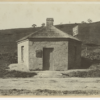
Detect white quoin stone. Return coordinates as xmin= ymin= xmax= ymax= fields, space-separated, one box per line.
xmin=17 ymin=40 xmax=29 ymax=70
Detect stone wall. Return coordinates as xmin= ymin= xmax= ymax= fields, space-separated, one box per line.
xmin=17 ymin=40 xmax=29 ymax=70
xmin=29 ymin=39 xmax=68 ymax=71
xmin=68 ymin=39 xmax=81 ymax=69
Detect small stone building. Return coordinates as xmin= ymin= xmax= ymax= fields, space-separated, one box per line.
xmin=17 ymin=18 xmax=81 ymax=71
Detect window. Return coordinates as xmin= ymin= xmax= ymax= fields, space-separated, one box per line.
xmin=21 ymin=46 xmax=24 ymax=62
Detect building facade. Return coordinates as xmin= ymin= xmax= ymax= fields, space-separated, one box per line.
xmin=17 ymin=18 xmax=81 ymax=71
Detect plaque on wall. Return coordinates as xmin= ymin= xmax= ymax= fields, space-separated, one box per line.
xmin=36 ymin=50 xmax=42 ymax=58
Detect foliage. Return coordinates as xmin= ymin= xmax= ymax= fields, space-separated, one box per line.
xmin=62 ymin=69 xmax=100 ymax=78
xmin=81 ymin=46 xmax=100 ymax=69
xmin=0 ymin=69 xmax=37 ymax=78
xmin=0 ymin=52 xmax=17 ymax=70
xmin=32 ymin=24 xmax=37 ymax=28
xmin=0 ymin=89 xmax=99 ymax=95
xmin=87 ymin=19 xmax=92 ymax=23
xmin=81 ymin=21 xmax=86 ymax=24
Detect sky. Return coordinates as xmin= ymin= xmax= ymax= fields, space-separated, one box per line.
xmin=0 ymin=2 xmax=100 ymax=29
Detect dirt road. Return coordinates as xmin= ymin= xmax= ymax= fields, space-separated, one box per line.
xmin=0 ymin=78 xmax=100 ymax=91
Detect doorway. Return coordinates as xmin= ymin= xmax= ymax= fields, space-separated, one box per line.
xmin=43 ymin=48 xmax=54 ymax=70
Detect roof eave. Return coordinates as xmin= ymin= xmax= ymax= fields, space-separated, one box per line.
xmin=16 ymin=38 xmax=29 ymax=43
xmin=29 ymin=37 xmax=81 ymax=42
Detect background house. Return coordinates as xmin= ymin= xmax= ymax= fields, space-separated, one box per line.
xmin=17 ymin=18 xmax=81 ymax=71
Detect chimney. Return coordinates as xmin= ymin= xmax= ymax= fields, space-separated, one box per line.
xmin=46 ymin=18 xmax=54 ymax=29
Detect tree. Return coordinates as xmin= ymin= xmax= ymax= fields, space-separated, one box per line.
xmin=81 ymin=21 xmax=86 ymax=24
xmin=41 ymin=23 xmax=45 ymax=27
xmin=87 ymin=19 xmax=92 ymax=23
xmin=32 ymin=24 xmax=36 ymax=28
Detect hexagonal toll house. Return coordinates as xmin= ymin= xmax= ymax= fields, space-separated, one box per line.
xmin=17 ymin=18 xmax=81 ymax=71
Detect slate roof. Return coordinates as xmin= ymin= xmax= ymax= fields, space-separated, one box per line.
xmin=17 ymin=26 xmax=81 ymax=42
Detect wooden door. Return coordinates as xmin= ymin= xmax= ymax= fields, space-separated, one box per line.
xmin=43 ymin=48 xmax=53 ymax=70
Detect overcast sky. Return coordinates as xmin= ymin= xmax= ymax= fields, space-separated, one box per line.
xmin=0 ymin=2 xmax=100 ymax=29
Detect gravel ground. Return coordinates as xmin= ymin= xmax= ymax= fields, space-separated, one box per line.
xmin=0 ymin=78 xmax=100 ymax=91
xmin=0 ymin=70 xmax=100 ymax=96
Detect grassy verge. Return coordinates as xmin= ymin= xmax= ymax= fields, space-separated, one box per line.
xmin=0 ymin=69 xmax=37 ymax=78
xmin=1 ymin=69 xmax=100 ymax=78
xmin=0 ymin=89 xmax=100 ymax=96
xmin=62 ymin=69 xmax=100 ymax=78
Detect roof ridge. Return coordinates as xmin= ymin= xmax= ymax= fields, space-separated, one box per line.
xmin=17 ymin=27 xmax=45 ymax=42
xmin=17 ymin=26 xmax=81 ymax=42
xmin=28 ymin=27 xmax=45 ymax=37
xmin=51 ymin=26 xmax=68 ymax=37
xmin=52 ymin=26 xmax=80 ymax=41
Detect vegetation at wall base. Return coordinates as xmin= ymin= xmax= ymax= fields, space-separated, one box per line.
xmin=61 ymin=69 xmax=100 ymax=78
xmin=0 ymin=89 xmax=99 ymax=95
xmin=0 ymin=69 xmax=100 ymax=78
xmin=0 ymin=69 xmax=37 ymax=78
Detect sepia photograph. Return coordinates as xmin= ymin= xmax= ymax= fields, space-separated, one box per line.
xmin=0 ymin=2 xmax=100 ymax=97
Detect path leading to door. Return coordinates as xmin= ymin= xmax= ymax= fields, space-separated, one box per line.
xmin=34 ymin=71 xmax=62 ymax=78
xmin=33 ymin=69 xmax=91 ymax=78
